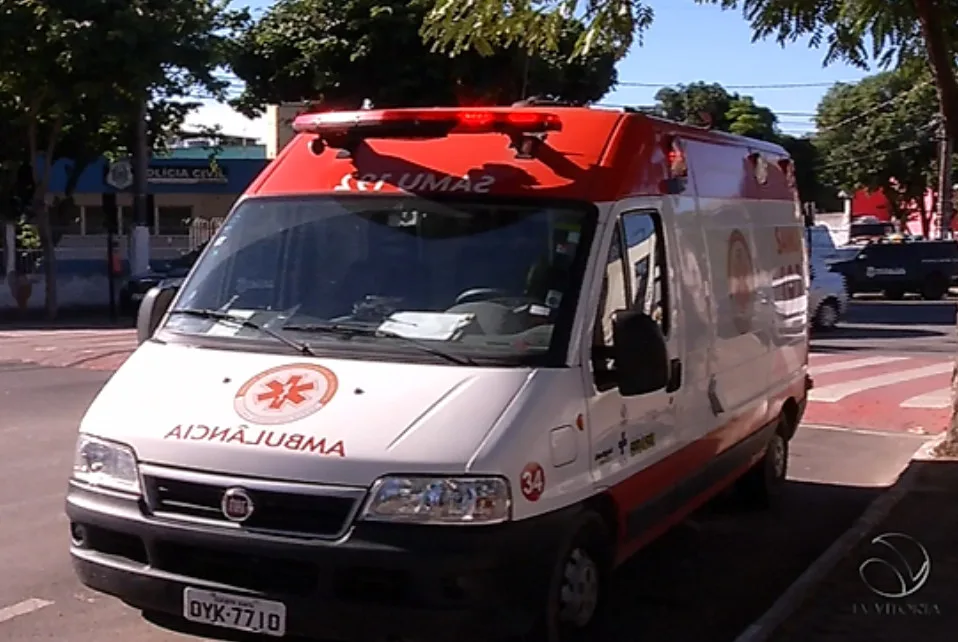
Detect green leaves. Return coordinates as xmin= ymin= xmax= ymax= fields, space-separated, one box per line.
xmin=229 ymin=0 xmax=618 ymax=116
xmin=814 ymin=65 xmax=938 ymax=212
xmin=650 ymin=82 xmax=780 ymax=141
xmin=419 ymin=0 xmax=652 ymax=61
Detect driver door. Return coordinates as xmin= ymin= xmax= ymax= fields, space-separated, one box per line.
xmin=587 ymin=211 xmax=680 ymax=516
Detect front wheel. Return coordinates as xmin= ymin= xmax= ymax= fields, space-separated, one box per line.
xmin=736 ymin=419 xmax=789 ymax=510
xmin=535 ymin=511 xmax=611 ymax=642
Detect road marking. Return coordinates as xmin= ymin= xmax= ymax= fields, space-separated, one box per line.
xmin=901 ymin=387 xmax=952 ymax=409
xmin=808 ymin=363 xmax=954 ymax=403
xmin=808 ymin=356 xmax=910 ymax=376
xmin=800 ymin=423 xmax=935 ymax=438
xmin=0 ymin=598 xmax=54 ymax=623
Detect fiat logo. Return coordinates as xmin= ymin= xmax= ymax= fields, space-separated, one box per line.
xmin=221 ymin=488 xmax=254 ymax=522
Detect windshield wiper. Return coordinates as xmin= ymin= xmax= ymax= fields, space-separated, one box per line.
xmin=170 ymin=308 xmax=318 ymax=356
xmin=283 ymin=322 xmax=477 ymax=366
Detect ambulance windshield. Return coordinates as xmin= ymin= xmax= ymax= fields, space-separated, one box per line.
xmin=164 ymin=195 xmax=596 ymax=365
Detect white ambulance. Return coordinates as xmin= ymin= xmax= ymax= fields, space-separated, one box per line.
xmin=67 ymin=105 xmax=810 ymax=642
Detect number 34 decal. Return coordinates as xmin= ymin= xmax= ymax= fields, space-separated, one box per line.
xmin=520 ymin=463 xmax=546 ymax=502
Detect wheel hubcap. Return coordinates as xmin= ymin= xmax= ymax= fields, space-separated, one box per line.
xmin=559 ymin=548 xmax=600 ymax=627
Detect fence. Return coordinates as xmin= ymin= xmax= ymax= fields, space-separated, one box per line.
xmin=0 ymin=217 xmax=225 ymax=311
xmin=190 ymin=217 xmax=225 ymax=249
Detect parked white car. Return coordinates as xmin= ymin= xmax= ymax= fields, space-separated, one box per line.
xmin=807 ymin=226 xmax=848 ymax=330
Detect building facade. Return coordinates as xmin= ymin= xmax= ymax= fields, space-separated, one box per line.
xmin=47 ymin=145 xmax=268 ymax=262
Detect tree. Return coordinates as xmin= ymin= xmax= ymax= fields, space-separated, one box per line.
xmin=421 ymin=0 xmax=652 ymax=61
xmin=0 ymin=0 xmax=244 ymax=318
xmin=229 ymin=0 xmax=617 ymax=116
xmin=650 ymin=82 xmax=780 ymax=141
xmin=778 ymin=135 xmax=836 ymax=210
xmin=814 ymin=67 xmax=939 ymax=234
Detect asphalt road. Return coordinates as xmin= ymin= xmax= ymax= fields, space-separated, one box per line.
xmin=0 ymin=359 xmax=929 ymax=642
xmin=815 ymin=298 xmax=957 ymax=355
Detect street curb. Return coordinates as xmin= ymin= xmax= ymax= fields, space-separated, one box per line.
xmin=730 ymin=432 xmax=946 ymax=642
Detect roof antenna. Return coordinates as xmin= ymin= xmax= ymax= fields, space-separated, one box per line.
xmin=697 ymin=111 xmax=714 ymax=129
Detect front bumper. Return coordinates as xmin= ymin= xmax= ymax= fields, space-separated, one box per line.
xmin=66 ymin=482 xmax=573 ymax=641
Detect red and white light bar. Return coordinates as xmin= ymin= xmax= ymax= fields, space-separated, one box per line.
xmin=292 ymin=108 xmax=562 ymax=137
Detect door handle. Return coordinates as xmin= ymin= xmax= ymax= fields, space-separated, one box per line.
xmin=665 ymin=358 xmax=682 ymax=393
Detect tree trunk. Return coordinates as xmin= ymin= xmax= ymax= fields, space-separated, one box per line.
xmin=914 ymin=0 xmax=958 ymax=448
xmin=914 ymin=0 xmax=958 ymax=140
xmin=27 ymin=112 xmax=63 ymax=321
xmin=917 ymin=195 xmax=930 ymax=237
xmin=33 ymin=197 xmax=57 ymax=319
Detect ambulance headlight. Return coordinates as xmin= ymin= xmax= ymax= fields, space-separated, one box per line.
xmin=72 ymin=434 xmax=141 ymax=494
xmin=360 ymin=476 xmax=511 ymax=525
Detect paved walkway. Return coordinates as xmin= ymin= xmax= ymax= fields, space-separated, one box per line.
xmin=769 ymin=450 xmax=958 ymax=640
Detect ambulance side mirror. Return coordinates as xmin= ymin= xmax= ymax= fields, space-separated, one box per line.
xmin=136 ymin=285 xmax=179 ymax=345
xmin=611 ymin=309 xmax=669 ymax=396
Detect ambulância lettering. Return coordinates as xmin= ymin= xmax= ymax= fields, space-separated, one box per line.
xmin=334 ymin=171 xmax=495 ymax=193
xmin=163 ymin=424 xmax=345 ymax=457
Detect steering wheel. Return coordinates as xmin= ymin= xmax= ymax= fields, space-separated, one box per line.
xmin=454 ymin=288 xmax=510 ymax=305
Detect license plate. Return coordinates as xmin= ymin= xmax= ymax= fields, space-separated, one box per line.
xmin=183 ymin=588 xmax=286 ymax=637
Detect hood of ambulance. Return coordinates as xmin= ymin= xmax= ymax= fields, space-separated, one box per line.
xmin=80 ymin=341 xmax=531 ymax=487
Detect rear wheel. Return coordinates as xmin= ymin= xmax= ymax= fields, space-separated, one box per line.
xmin=535 ymin=511 xmax=611 ymax=642
xmin=736 ymin=416 xmax=789 ymax=510
xmin=921 ymin=273 xmax=948 ymax=301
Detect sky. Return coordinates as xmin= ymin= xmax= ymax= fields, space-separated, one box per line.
xmin=185 ymin=0 xmax=875 ymax=142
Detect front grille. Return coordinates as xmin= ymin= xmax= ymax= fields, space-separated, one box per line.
xmin=142 ymin=474 xmax=359 ymax=538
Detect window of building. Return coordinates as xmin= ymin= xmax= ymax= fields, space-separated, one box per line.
xmin=158 ymin=206 xmax=194 ymax=235
xmin=120 ymin=206 xmax=136 ymax=235
xmin=84 ymin=205 xmax=108 ymax=235
xmin=54 ymin=201 xmax=82 ymax=235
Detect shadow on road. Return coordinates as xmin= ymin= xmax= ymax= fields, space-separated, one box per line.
xmin=141 ymin=479 xmax=883 ymax=642
xmin=771 ymin=457 xmax=958 ymax=641
xmin=846 ymin=300 xmax=957 ymax=326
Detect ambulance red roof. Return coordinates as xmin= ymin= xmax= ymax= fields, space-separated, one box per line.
xmin=246 ymin=106 xmax=795 ymax=203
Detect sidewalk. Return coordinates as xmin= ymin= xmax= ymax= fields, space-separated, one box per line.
xmin=764 ymin=440 xmax=958 ymax=641
xmin=0 ymin=306 xmax=133 ymax=330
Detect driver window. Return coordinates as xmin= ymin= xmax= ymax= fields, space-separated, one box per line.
xmin=592 ymin=224 xmax=629 ymax=389
xmin=622 ymin=210 xmax=669 ymax=335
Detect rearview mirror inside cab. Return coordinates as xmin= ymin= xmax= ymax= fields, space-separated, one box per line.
xmin=611 ymin=309 xmax=669 ymax=396
xmin=136 ymin=285 xmax=179 ymax=345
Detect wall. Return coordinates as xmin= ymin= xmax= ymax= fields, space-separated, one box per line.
xmin=266 ymin=102 xmax=308 ymax=158
xmin=852 ymin=187 xmax=958 ymax=237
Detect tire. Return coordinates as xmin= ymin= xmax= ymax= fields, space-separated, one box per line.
xmin=534 ymin=511 xmax=611 ymax=642
xmin=920 ymin=273 xmax=948 ymax=301
xmin=736 ymin=417 xmax=789 ymax=511
xmin=812 ymin=299 xmax=840 ymax=331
